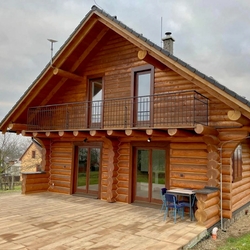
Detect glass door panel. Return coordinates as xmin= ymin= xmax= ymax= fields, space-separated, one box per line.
xmin=75 ymin=146 xmax=100 ymax=196
xmin=89 ymin=148 xmax=100 ymax=192
xmin=135 ymin=148 xmax=166 ymax=203
xmin=152 ymin=149 xmax=166 ymax=200
xmin=77 ymin=148 xmax=88 ymax=191
xmin=136 ymin=149 xmax=149 ymax=199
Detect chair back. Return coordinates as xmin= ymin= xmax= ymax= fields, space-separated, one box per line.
xmin=165 ymin=194 xmax=177 ymax=205
xmin=161 ymin=188 xmax=167 ymax=195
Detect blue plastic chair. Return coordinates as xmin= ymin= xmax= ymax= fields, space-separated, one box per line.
xmin=164 ymin=194 xmax=185 ymax=223
xmin=160 ymin=188 xmax=167 ymax=211
xmin=178 ymin=194 xmax=196 ymax=220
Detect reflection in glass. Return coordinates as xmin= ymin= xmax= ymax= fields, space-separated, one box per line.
xmin=136 ymin=149 xmax=149 ymax=198
xmin=137 ymin=72 xmax=150 ymax=121
xmin=91 ymin=79 xmax=102 ymax=123
xmin=152 ymin=150 xmax=166 ymax=200
xmin=89 ymin=148 xmax=100 ymax=191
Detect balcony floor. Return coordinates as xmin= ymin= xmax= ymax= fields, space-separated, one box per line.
xmin=0 ymin=192 xmax=207 ymax=249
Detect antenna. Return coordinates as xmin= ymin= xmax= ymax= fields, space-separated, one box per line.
xmin=47 ymin=39 xmax=57 ymax=66
xmin=161 ymin=17 xmax=163 ymax=47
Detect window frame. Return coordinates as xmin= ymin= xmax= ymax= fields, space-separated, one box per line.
xmin=232 ymin=144 xmax=243 ymax=183
xmin=131 ymin=65 xmax=154 ymax=127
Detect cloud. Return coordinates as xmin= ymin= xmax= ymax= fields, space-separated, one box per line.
xmin=0 ymin=0 xmax=250 ymax=121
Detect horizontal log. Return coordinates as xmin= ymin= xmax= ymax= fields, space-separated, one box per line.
xmin=207 ymin=169 xmax=220 ymax=179
xmin=168 ymin=128 xmax=194 ymax=137
xmin=171 ymin=172 xmax=207 ymax=181
xmin=222 ymin=209 xmax=232 ymax=219
xmin=138 ymin=50 xmax=166 ymax=70
xmin=207 ymin=178 xmax=219 ymax=187
xmin=170 ymin=179 xmax=206 ymax=189
xmin=207 ymin=144 xmax=218 ymax=153
xmin=195 ymin=204 xmax=219 ymax=223
xmin=207 ymin=160 xmax=220 ymax=170
xmin=170 ymin=157 xmax=207 ymax=165
xmin=116 ymin=194 xmax=128 ymax=202
xmin=203 ymin=135 xmax=220 ymax=145
xmin=196 ymin=215 xmax=220 ymax=228
xmin=170 ymin=142 xmax=207 ymax=150
xmin=197 ymin=196 xmax=220 ymax=210
xmin=53 ymin=67 xmax=83 ymax=82
xmin=171 ymin=149 xmax=207 ymax=158
xmin=8 ymin=123 xmax=27 ymax=131
xmin=49 ymin=185 xmax=70 ymax=194
xmin=207 ymin=151 xmax=219 ymax=161
xmin=196 ymin=191 xmax=219 ymax=202
xmin=107 ymin=130 xmax=125 ymax=137
xmin=73 ymin=131 xmax=89 ymax=137
xmin=171 ymin=164 xmax=207 ymax=173
xmin=117 ymin=181 xmax=129 ymax=188
xmin=232 ymin=194 xmax=250 ymax=212
xmin=125 ymin=129 xmax=146 ymax=137
xmin=146 ymin=129 xmax=169 ymax=137
xmin=90 ymin=130 xmax=106 ymax=137
xmin=227 ymin=110 xmax=250 ymax=126
xmin=222 ymin=199 xmax=231 ymax=210
xmin=218 ymin=130 xmax=249 ymax=141
xmin=195 ymin=124 xmax=218 ymax=136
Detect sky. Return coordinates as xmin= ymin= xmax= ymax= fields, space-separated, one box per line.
xmin=0 ymin=0 xmax=250 ymax=122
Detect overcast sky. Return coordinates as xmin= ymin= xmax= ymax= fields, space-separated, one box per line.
xmin=0 ymin=0 xmax=250 ymax=122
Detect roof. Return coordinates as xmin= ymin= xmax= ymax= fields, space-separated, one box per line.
xmin=1 ymin=5 xmax=250 ymax=131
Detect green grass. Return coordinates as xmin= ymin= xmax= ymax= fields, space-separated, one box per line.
xmin=218 ymin=233 xmax=250 ymax=250
xmin=0 ymin=185 xmax=22 ymax=193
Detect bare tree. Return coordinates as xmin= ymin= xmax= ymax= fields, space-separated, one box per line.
xmin=0 ymin=133 xmax=31 ymax=189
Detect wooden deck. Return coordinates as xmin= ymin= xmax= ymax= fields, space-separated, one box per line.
xmin=0 ymin=192 xmax=207 ymax=249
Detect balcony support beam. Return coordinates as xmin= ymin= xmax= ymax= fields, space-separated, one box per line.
xmin=138 ymin=50 xmax=167 ymax=70
xmin=146 ymin=129 xmax=169 ymax=137
xmin=53 ymin=68 xmax=83 ymax=82
xmin=195 ymin=124 xmax=218 ymax=136
xmin=227 ymin=110 xmax=250 ymax=126
xmin=90 ymin=130 xmax=106 ymax=137
xmin=73 ymin=131 xmax=89 ymax=137
xmin=107 ymin=130 xmax=125 ymax=137
xmin=168 ymin=128 xmax=194 ymax=137
xmin=125 ymin=129 xmax=146 ymax=137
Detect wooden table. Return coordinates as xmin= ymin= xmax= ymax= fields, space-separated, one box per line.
xmin=166 ymin=188 xmax=196 ymax=221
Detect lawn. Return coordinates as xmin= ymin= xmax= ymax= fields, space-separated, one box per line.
xmin=218 ymin=234 xmax=250 ymax=250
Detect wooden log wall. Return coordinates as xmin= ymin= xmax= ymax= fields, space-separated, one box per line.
xmin=101 ymin=138 xmax=119 ymax=202
xmin=22 ymin=172 xmax=49 ymax=194
xmin=169 ymin=142 xmax=208 ymax=189
xmin=232 ymin=141 xmax=250 ymax=212
xmin=195 ymin=191 xmax=220 ymax=228
xmin=48 ymin=141 xmax=73 ymax=194
xmin=116 ymin=142 xmax=130 ymax=203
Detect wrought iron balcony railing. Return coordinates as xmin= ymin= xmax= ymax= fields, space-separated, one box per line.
xmin=27 ymin=90 xmax=208 ymax=131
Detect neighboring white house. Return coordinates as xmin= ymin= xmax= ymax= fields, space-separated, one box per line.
xmin=20 ymin=140 xmax=43 ymax=175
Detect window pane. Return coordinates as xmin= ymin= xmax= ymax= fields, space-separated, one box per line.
xmin=137 ymin=72 xmax=151 ymax=121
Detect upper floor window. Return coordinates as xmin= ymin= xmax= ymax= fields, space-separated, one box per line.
xmin=132 ymin=65 xmax=154 ymax=126
xmin=32 ymin=150 xmax=36 ymax=159
xmin=232 ymin=144 xmax=242 ymax=182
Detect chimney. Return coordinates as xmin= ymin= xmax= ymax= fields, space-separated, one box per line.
xmin=162 ymin=32 xmax=175 ymax=54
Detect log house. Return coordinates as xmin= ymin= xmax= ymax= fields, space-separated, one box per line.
xmin=1 ymin=6 xmax=250 ymax=229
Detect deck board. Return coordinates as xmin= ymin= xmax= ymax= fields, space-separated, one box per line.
xmin=0 ymin=192 xmax=206 ymax=249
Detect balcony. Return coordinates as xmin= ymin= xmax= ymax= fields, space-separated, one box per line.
xmin=27 ymin=90 xmax=208 ymax=131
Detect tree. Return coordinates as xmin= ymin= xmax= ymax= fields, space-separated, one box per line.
xmin=0 ymin=133 xmax=31 ymax=189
